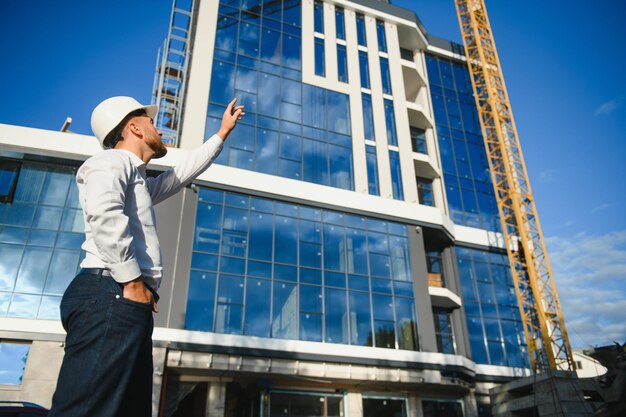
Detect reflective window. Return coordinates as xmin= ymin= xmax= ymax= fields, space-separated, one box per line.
xmin=433 ymin=308 xmax=455 ymax=354
xmin=380 ymin=57 xmax=392 ymax=95
xmin=401 ymin=47 xmax=414 ymax=61
xmin=209 ymin=3 xmax=353 ymax=191
xmin=426 ymin=54 xmax=500 ymax=231
xmin=396 ymin=297 xmax=418 ymax=350
xmin=376 ymin=20 xmax=387 ymax=52
xmin=363 ymin=397 xmax=406 ymax=417
xmin=337 ymin=44 xmax=348 ymax=83
xmin=244 ymin=278 xmax=271 ymax=337
xmin=269 ymin=392 xmax=344 ymax=417
xmin=315 ymin=38 xmax=325 ymax=76
xmin=335 ymin=7 xmax=345 ymax=40
xmin=389 ymin=151 xmax=404 ymax=201
xmin=365 ymin=145 xmax=379 ymax=196
xmin=326 ymin=89 xmax=351 ymax=135
xmin=359 ymin=51 xmax=370 ymax=89
xmin=411 ymin=126 xmax=427 ymax=154
xmin=356 ymin=13 xmax=367 ymax=46
xmin=417 ymin=177 xmax=434 ymax=206
xmin=314 ymin=0 xmax=324 ymax=34
xmin=187 ymin=189 xmax=418 ymax=350
xmin=362 ymin=93 xmax=375 ymax=140
xmin=0 ymin=160 xmax=20 ymax=203
xmin=456 ymin=247 xmax=528 ymax=368
xmin=0 ymin=162 xmax=83 ymax=320
xmin=422 ymin=399 xmax=464 ymax=417
xmin=384 ymin=99 xmax=397 ymax=146
xmin=325 ymin=288 xmax=348 ymax=343
xmin=0 ymin=342 xmax=29 ymax=384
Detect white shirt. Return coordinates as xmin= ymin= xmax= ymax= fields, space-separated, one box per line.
xmin=77 ymin=134 xmax=224 ymax=290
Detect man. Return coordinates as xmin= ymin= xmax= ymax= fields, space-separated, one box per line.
xmin=48 ymin=96 xmax=244 ymax=417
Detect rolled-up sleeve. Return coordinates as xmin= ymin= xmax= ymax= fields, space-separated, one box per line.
xmin=78 ymin=158 xmax=141 ymax=283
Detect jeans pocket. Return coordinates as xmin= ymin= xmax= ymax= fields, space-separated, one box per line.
xmin=119 ymin=296 xmax=153 ymax=310
xmin=107 ymin=276 xmax=152 ymax=309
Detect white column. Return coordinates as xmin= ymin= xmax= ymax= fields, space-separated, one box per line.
xmin=179 ymin=0 xmax=220 ymax=149
xmin=323 ymin=1 xmax=338 ymax=82
xmin=344 ymin=8 xmax=368 ymax=195
xmin=364 ymin=15 xmax=392 ymax=199
xmin=301 ymin=0 xmax=315 ymax=83
xmin=206 ymin=382 xmax=227 ymax=417
xmin=386 ymin=21 xmax=419 ymax=204
xmin=346 ymin=391 xmax=364 ymax=417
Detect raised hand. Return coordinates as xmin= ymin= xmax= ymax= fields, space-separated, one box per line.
xmin=217 ymin=97 xmax=245 ymax=140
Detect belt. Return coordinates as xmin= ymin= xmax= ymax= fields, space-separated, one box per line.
xmin=78 ymin=268 xmax=160 ymax=303
xmin=80 ymin=267 xmax=113 ymax=278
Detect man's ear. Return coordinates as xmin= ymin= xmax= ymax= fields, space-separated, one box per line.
xmin=127 ymin=119 xmax=143 ymax=139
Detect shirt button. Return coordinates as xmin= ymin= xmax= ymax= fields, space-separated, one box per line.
xmin=116 ymin=295 xmax=120 ymax=299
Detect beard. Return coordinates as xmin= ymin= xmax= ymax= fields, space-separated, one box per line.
xmin=149 ymin=136 xmax=168 ymax=159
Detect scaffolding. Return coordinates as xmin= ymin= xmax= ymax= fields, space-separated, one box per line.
xmin=152 ymin=0 xmax=196 ymax=147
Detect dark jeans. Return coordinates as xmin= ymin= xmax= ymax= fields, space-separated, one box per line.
xmin=49 ymin=271 xmax=154 ymax=417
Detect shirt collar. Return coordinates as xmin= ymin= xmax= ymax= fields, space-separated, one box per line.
xmin=118 ymin=149 xmax=146 ymax=168
xmin=117 ymin=149 xmax=147 ymax=177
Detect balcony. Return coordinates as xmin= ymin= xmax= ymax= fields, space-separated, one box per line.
xmin=429 ymin=286 xmax=462 ymax=309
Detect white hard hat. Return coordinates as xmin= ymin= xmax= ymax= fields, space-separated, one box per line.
xmin=91 ymin=96 xmax=158 ymax=148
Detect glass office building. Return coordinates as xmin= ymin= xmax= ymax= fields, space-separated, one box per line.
xmin=0 ymin=1 xmax=533 ymax=415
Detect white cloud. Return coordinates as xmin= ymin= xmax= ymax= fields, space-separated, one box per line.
xmin=591 ymin=202 xmax=617 ymax=213
xmin=593 ymin=98 xmax=621 ymax=117
xmin=545 ymin=230 xmax=626 ymax=349
xmin=538 ymin=169 xmax=555 ymax=183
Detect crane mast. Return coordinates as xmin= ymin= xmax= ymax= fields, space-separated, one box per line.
xmin=453 ymin=0 xmax=575 ymax=372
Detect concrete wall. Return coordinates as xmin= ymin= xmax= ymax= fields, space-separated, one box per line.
xmin=0 ymin=341 xmax=63 ymax=409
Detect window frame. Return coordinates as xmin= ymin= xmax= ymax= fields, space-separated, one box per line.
xmin=0 ymin=159 xmax=21 ymax=203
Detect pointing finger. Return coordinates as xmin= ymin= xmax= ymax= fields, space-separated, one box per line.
xmin=226 ymin=97 xmax=238 ymax=112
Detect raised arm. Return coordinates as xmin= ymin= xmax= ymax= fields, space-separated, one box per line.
xmin=147 ymin=98 xmax=245 ymax=204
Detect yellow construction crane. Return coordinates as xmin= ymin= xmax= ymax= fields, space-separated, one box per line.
xmin=453 ymin=0 xmax=575 ymax=373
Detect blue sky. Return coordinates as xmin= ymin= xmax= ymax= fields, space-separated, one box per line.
xmin=1 ymin=0 xmax=625 ymax=349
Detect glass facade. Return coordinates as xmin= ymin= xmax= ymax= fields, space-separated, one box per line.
xmin=426 ymin=54 xmax=500 ymax=231
xmin=0 ymin=161 xmax=83 ymax=320
xmin=208 ymin=1 xmax=354 ymax=191
xmin=186 ymin=188 xmax=419 ymax=351
xmin=456 ymin=246 xmax=528 ymax=368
